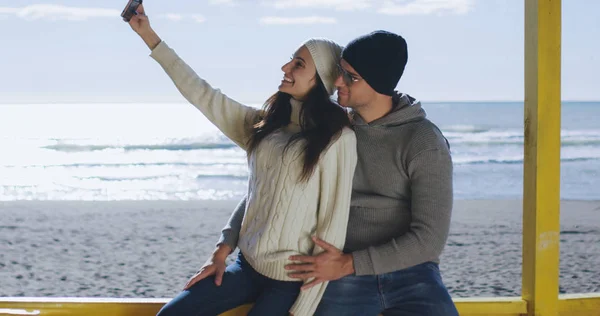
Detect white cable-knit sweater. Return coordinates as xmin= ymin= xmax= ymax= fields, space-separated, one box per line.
xmin=150 ymin=41 xmax=357 ymax=316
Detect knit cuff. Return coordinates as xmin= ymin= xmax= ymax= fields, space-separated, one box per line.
xmin=352 ymin=249 xmax=376 ymax=276
xmin=216 ymin=231 xmax=238 ymax=251
xmin=149 ymin=41 xmax=178 ymax=69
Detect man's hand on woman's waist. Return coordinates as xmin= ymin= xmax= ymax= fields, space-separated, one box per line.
xmin=285 ymin=237 xmax=355 ymax=290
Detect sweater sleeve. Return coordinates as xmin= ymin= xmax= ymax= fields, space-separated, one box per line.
xmin=216 ymin=195 xmax=247 ymax=250
xmin=150 ymin=41 xmax=260 ymax=150
xmin=351 ymin=147 xmax=453 ymax=275
xmin=290 ymin=129 xmax=357 ymax=316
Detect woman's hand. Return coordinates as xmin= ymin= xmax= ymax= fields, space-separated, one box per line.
xmin=183 ymin=244 xmax=232 ymax=290
xmin=183 ymin=257 xmax=227 ymax=290
xmin=127 ymin=4 xmax=161 ymax=50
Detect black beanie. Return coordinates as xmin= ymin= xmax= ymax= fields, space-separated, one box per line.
xmin=342 ymin=30 xmax=408 ymax=96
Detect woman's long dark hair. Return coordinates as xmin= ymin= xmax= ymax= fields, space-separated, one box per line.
xmin=247 ymin=75 xmax=351 ymax=182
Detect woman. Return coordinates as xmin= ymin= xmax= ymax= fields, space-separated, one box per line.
xmin=128 ymin=4 xmax=357 ymax=316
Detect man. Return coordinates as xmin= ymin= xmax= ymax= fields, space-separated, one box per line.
xmin=221 ymin=30 xmax=457 ymax=315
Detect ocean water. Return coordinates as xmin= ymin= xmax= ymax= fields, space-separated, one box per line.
xmin=0 ymin=101 xmax=598 ymax=201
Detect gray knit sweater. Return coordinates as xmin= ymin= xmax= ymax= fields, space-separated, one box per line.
xmin=218 ymin=93 xmax=453 ymax=276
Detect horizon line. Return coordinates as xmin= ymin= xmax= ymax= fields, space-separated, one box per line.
xmin=1 ymin=99 xmax=599 ymax=105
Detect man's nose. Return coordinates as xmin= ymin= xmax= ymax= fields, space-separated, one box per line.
xmin=334 ymin=74 xmax=345 ymax=87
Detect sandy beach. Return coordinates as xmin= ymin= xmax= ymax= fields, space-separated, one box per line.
xmin=1 ymin=200 xmax=599 ymax=298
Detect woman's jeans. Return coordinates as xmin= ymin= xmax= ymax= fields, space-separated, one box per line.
xmin=156 ymin=253 xmax=302 ymax=316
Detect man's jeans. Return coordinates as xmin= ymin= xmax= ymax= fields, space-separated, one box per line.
xmin=314 ymin=261 xmax=459 ymax=316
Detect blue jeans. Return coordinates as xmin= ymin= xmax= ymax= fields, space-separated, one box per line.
xmin=314 ymin=261 xmax=458 ymax=316
xmin=156 ymin=253 xmax=302 ymax=316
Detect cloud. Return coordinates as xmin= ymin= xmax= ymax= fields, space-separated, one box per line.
xmin=0 ymin=4 xmax=118 ymax=21
xmin=192 ymin=15 xmax=206 ymax=23
xmin=209 ymin=0 xmax=237 ymax=6
xmin=0 ymin=4 xmax=207 ymax=22
xmin=158 ymin=14 xmax=206 ymax=23
xmin=0 ymin=7 xmax=18 ymax=14
xmin=263 ymin=0 xmax=373 ymax=11
xmin=261 ymin=0 xmax=474 ymax=15
xmin=0 ymin=1 xmax=474 ymax=23
xmin=260 ymin=16 xmax=337 ymax=25
xmin=157 ymin=13 xmax=206 ymax=23
xmin=378 ymin=0 xmax=474 ymax=15
xmin=162 ymin=13 xmax=184 ymax=22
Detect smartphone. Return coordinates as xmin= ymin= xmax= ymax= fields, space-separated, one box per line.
xmin=121 ymin=0 xmax=143 ymax=22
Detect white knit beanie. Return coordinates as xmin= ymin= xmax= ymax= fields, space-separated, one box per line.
xmin=300 ymin=38 xmax=343 ymax=95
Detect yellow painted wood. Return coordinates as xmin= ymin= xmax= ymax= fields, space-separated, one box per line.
xmin=220 ymin=304 xmax=252 ymax=316
xmin=0 ymin=298 xmax=167 ymax=316
xmin=454 ymin=297 xmax=527 ymax=315
xmin=558 ymin=293 xmax=600 ymax=315
xmin=1 ymin=296 xmax=599 ymax=316
xmin=0 ymin=298 xmax=249 ymax=316
xmin=0 ymin=297 xmax=533 ymax=316
xmin=522 ymin=0 xmax=562 ymax=315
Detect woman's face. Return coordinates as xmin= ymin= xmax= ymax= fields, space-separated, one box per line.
xmin=278 ymin=45 xmax=318 ymax=101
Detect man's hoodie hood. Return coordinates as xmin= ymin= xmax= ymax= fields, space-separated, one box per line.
xmin=353 ymin=93 xmax=426 ymax=127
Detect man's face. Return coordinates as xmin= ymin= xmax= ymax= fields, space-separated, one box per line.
xmin=335 ymin=59 xmax=377 ymax=109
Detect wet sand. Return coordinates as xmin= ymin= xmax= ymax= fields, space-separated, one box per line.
xmin=1 ymin=200 xmax=599 ymax=298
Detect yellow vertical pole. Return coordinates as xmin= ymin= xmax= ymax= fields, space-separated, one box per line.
xmin=522 ymin=0 xmax=561 ymax=315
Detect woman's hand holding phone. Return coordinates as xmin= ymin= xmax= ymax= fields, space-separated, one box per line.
xmin=127 ymin=4 xmax=162 ymax=51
